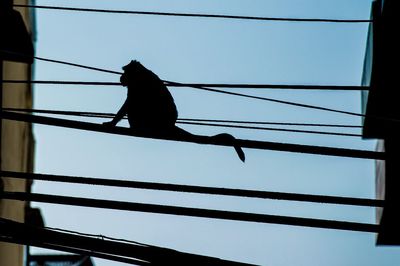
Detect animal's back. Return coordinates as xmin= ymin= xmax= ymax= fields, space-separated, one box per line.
xmin=126 ymin=66 xmax=178 ymax=128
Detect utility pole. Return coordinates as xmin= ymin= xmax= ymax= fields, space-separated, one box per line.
xmin=0 ymin=1 xmax=35 ymax=265
xmin=0 ymin=0 xmax=34 ymax=184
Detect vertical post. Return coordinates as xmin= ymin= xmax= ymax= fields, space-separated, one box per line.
xmin=1 ymin=1 xmax=36 ymax=265
xmin=0 ymin=59 xmax=3 ymax=186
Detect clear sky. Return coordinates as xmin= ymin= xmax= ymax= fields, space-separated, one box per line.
xmin=26 ymin=0 xmax=400 ymax=265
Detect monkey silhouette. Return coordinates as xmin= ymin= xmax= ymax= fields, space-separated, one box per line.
xmin=103 ymin=60 xmax=245 ymax=162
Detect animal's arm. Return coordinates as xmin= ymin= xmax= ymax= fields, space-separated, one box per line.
xmin=103 ymin=100 xmax=128 ymax=126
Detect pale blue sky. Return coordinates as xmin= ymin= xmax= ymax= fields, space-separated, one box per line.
xmin=27 ymin=0 xmax=400 ymax=265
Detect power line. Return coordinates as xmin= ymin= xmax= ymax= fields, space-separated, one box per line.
xmin=4 ymin=107 xmax=363 ymax=128
xmin=1 ymin=217 xmax=253 ymax=266
xmin=6 ymin=80 xmax=370 ymax=118
xmin=2 ymin=79 xmax=369 ymax=91
xmin=182 ymin=83 xmax=367 ymax=118
xmin=1 ymin=171 xmax=383 ymax=207
xmin=44 ymin=226 xmax=149 ymax=247
xmin=1 ymin=192 xmax=379 ymax=233
xmin=180 ymin=120 xmax=362 ymax=137
xmin=14 ymin=4 xmax=372 ymax=23
xmin=178 ymin=119 xmax=362 ymax=128
xmin=1 ymin=236 xmax=150 ymax=266
xmin=34 ymin=57 xmax=122 ymax=75
xmin=0 ymin=50 xmax=376 ymax=118
xmin=3 ymin=108 xmax=362 ymax=138
xmin=1 ymin=110 xmax=385 ymax=160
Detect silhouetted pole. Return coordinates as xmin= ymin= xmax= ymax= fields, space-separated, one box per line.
xmin=0 ymin=60 xmax=3 ymax=179
xmin=0 ymin=2 xmax=35 ymax=265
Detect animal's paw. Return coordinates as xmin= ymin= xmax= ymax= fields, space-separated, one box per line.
xmin=102 ymin=121 xmax=116 ymax=127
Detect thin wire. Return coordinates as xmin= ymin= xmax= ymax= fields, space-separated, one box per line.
xmin=178 ymin=82 xmax=368 ymax=118
xmin=1 ymin=110 xmax=384 ymax=160
xmin=178 ymin=121 xmax=362 ymax=137
xmin=3 ymin=108 xmax=362 ymax=138
xmin=0 ymin=50 xmax=377 ymax=119
xmin=178 ymin=119 xmax=362 ymax=128
xmin=0 ymin=49 xmax=122 ymax=75
xmin=3 ymin=80 xmax=369 ymax=91
xmin=1 ymin=79 xmax=370 ymax=118
xmin=4 ymin=50 xmax=395 ymax=124
xmin=3 ymin=107 xmax=363 ymax=128
xmin=1 ymin=192 xmax=380 ymax=233
xmin=14 ymin=4 xmax=372 ymax=23
xmin=34 ymin=57 xmax=122 ymax=75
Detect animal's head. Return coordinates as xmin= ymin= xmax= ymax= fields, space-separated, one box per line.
xmin=120 ymin=60 xmax=146 ymax=86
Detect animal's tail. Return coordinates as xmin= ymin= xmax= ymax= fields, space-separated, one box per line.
xmin=174 ymin=127 xmax=245 ymax=162
xmin=213 ymin=133 xmax=245 ymax=162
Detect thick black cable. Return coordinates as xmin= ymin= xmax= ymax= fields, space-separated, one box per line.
xmin=1 ymin=218 xmax=252 ymax=266
xmin=44 ymin=226 xmax=148 ymax=247
xmin=3 ymin=108 xmax=362 ymax=137
xmin=0 ymin=236 xmax=150 ymax=266
xmin=1 ymin=171 xmax=383 ymax=207
xmin=0 ymin=111 xmax=385 ymax=160
xmin=1 ymin=192 xmax=379 ymax=233
xmin=3 ymin=79 xmax=369 ymax=91
xmin=3 ymin=107 xmax=363 ymax=128
xmin=14 ymin=4 xmax=372 ymax=23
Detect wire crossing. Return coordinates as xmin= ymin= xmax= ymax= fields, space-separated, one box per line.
xmin=0 ymin=50 xmax=379 ymax=119
xmin=3 ymin=108 xmax=362 ymax=138
xmin=4 ymin=79 xmax=371 ymax=118
xmin=14 ymin=4 xmax=372 ymax=23
xmin=3 ymin=80 xmax=369 ymax=91
xmin=1 ymin=111 xmax=385 ymax=160
xmin=1 ymin=192 xmax=379 ymax=233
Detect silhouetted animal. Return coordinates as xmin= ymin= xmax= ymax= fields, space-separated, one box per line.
xmin=103 ymin=60 xmax=245 ymax=162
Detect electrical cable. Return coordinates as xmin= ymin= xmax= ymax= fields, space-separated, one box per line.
xmin=0 ymin=192 xmax=379 ymax=233
xmin=0 ymin=110 xmax=385 ymax=160
xmin=3 ymin=108 xmax=362 ymax=138
xmin=2 ymin=79 xmax=369 ymax=91
xmin=178 ymin=121 xmax=362 ymax=137
xmin=43 ymin=226 xmax=149 ymax=247
xmin=0 ymin=50 xmax=122 ymax=75
xmin=177 ymin=82 xmax=367 ymax=118
xmin=3 ymin=107 xmax=363 ymax=128
xmin=0 ymin=50 xmax=379 ymax=119
xmin=14 ymin=4 xmax=372 ymax=23
xmin=0 ymin=236 xmax=150 ymax=266
xmin=1 ymin=217 xmax=252 ymax=266
xmin=35 ymin=57 xmax=122 ymax=75
xmin=1 ymin=171 xmax=383 ymax=207
xmin=3 ymin=80 xmax=370 ymax=118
